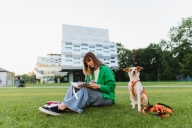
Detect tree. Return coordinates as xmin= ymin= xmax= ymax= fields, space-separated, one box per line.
xmin=131 ymin=48 xmax=144 ymax=66
xmin=160 ymin=51 xmax=177 ymax=80
xmin=168 ymin=16 xmax=192 ymax=76
xmin=116 ymin=43 xmax=133 ymax=81
xmin=16 ymin=72 xmax=36 ymax=84
xmin=117 ymin=43 xmax=133 ymax=69
xmin=158 ymin=40 xmax=178 ymax=80
xmin=140 ymin=43 xmax=162 ymax=81
xmin=179 ymin=53 xmax=192 ymax=76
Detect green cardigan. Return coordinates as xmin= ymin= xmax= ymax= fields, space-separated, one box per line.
xmin=86 ymin=65 xmax=116 ymax=103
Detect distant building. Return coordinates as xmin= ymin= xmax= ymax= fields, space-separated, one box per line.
xmin=0 ymin=67 xmax=14 ymax=86
xmin=35 ymin=54 xmax=67 ymax=84
xmin=35 ymin=24 xmax=119 ymax=83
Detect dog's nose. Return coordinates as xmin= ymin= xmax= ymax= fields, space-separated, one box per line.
xmin=133 ymin=71 xmax=136 ymax=74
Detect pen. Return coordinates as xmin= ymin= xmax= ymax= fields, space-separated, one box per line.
xmin=90 ymin=80 xmax=96 ymax=83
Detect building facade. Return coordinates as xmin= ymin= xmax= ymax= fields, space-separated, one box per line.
xmin=35 ymin=24 xmax=119 ymax=83
xmin=0 ymin=67 xmax=15 ymax=86
xmin=35 ymin=54 xmax=67 ymax=84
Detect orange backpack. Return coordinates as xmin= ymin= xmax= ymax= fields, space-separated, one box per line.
xmin=142 ymin=103 xmax=173 ymax=118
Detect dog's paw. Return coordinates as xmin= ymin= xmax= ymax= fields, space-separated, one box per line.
xmin=138 ymin=107 xmax=141 ymax=112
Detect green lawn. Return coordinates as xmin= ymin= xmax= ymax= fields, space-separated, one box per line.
xmin=7 ymin=81 xmax=192 ymax=87
xmin=1 ymin=82 xmax=192 ymax=128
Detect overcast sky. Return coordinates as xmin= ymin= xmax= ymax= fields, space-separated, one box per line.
xmin=0 ymin=0 xmax=192 ymax=75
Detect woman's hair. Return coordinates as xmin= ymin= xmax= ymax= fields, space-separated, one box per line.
xmin=83 ymin=52 xmax=103 ymax=78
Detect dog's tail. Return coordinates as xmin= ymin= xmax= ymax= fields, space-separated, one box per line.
xmin=143 ymin=88 xmax=150 ymax=106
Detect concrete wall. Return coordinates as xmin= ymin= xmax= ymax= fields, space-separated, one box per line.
xmin=0 ymin=72 xmax=14 ymax=86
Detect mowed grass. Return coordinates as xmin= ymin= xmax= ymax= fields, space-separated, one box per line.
xmin=1 ymin=82 xmax=192 ymax=128
xmin=7 ymin=81 xmax=192 ymax=87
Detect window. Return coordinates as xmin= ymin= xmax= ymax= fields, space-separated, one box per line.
xmin=74 ymin=45 xmax=80 ymax=48
xmin=111 ymin=61 xmax=115 ymax=63
xmin=81 ymin=43 xmax=88 ymax=46
xmin=74 ymin=49 xmax=80 ymax=51
xmin=98 ymin=56 xmax=103 ymax=59
xmin=65 ymin=55 xmax=72 ymax=58
xmin=96 ymin=44 xmax=102 ymax=47
xmin=82 ymin=48 xmax=88 ymax=50
xmin=89 ymin=50 xmax=95 ymax=52
xmin=65 ymin=47 xmax=72 ymax=49
xmin=65 ymin=59 xmax=72 ymax=62
xmin=89 ymin=46 xmax=95 ymax=48
xmin=110 ymin=45 xmax=114 ymax=48
xmin=65 ymin=42 xmax=72 ymax=45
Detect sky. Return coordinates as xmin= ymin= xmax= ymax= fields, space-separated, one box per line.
xmin=0 ymin=0 xmax=192 ymax=75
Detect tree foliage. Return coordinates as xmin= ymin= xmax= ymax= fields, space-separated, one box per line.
xmin=115 ymin=16 xmax=192 ymax=81
xmin=179 ymin=53 xmax=192 ymax=76
xmin=168 ymin=17 xmax=192 ymax=74
xmin=116 ymin=43 xmax=133 ymax=69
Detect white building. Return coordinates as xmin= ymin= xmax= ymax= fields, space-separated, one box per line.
xmin=35 ymin=54 xmax=67 ymax=84
xmin=0 ymin=67 xmax=15 ymax=86
xmin=36 ymin=24 xmax=119 ymax=83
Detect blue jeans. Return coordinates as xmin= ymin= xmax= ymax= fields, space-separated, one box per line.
xmin=62 ymin=85 xmax=113 ymax=113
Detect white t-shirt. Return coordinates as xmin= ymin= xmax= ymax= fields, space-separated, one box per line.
xmin=94 ymin=67 xmax=100 ymax=82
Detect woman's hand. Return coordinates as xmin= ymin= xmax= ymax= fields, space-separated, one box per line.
xmin=88 ymin=81 xmax=100 ymax=89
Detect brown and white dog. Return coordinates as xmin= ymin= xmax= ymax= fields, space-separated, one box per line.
xmin=123 ymin=66 xmax=149 ymax=112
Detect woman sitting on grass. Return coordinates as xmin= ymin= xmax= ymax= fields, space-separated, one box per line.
xmin=39 ymin=52 xmax=116 ymax=115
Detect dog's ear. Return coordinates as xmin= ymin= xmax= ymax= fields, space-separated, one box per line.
xmin=123 ymin=68 xmax=130 ymax=72
xmin=137 ymin=66 xmax=143 ymax=71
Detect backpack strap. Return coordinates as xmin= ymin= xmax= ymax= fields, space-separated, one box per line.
xmin=142 ymin=103 xmax=173 ymax=118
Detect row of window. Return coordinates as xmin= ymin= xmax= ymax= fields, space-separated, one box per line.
xmin=39 ymin=60 xmax=117 ymax=65
xmin=65 ymin=55 xmax=115 ymax=59
xmin=65 ymin=47 xmax=115 ymax=52
xmin=64 ymin=60 xmax=116 ymax=63
xmin=42 ymin=71 xmax=66 ymax=74
xmin=40 ymin=55 xmax=116 ymax=64
xmin=40 ymin=58 xmax=61 ymax=63
xmin=65 ymin=42 xmax=115 ymax=48
xmin=38 ymin=63 xmax=60 ymax=67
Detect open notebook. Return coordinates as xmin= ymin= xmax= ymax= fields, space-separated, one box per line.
xmin=71 ymin=82 xmax=89 ymax=89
